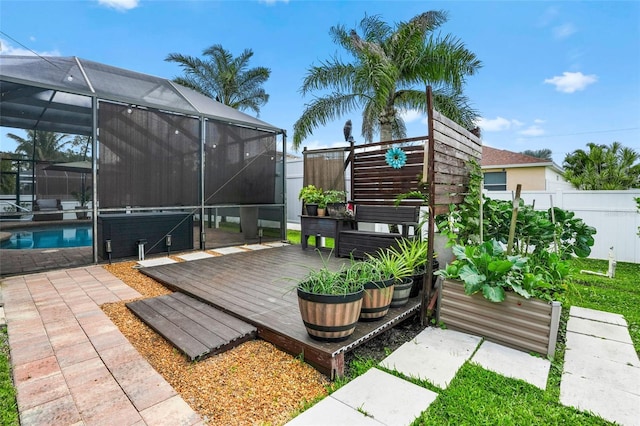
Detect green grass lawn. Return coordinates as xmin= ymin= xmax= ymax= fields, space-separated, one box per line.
xmin=323 ymin=257 xmax=639 ymax=426
xmin=0 ymin=327 xmax=19 ymax=426
xmin=286 ymin=229 xmax=335 ymax=249
xmin=565 ymin=258 xmax=640 ymax=353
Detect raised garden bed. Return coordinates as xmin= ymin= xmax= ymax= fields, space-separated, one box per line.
xmin=439 ymin=279 xmax=561 ymax=357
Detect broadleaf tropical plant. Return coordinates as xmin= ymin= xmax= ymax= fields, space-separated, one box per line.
xmin=436 ymin=239 xmax=552 ymax=303
xmin=436 ymin=159 xmax=597 ymax=259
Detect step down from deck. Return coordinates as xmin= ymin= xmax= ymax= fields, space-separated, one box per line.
xmin=127 ymin=292 xmax=257 ymax=361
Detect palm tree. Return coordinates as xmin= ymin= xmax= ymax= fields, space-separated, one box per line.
xmin=8 ymin=130 xmax=71 ymax=161
xmin=563 ymin=142 xmax=640 ymax=190
xmin=292 ymin=11 xmax=482 ymax=150
xmin=166 ymin=44 xmax=271 ymax=116
xmin=521 ymin=149 xmax=553 ymax=161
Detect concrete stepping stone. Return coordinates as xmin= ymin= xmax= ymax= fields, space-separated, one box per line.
xmin=380 ymin=328 xmax=481 ymax=389
xmin=287 ymin=368 xmax=436 ymax=426
xmin=561 ymin=309 xmax=640 ymax=426
xmin=137 ymin=257 xmax=177 ymax=267
xmin=471 ymin=341 xmax=550 ymax=390
xmin=264 ymin=241 xmax=289 ymax=247
xmin=243 ymin=244 xmax=270 ymax=250
xmin=563 ymin=348 xmax=640 ymax=396
xmin=210 ymin=246 xmax=246 ymax=255
xmin=330 ymin=368 xmax=437 ymax=425
xmin=567 ymin=316 xmax=633 ymax=345
xmin=286 ymin=396 xmax=383 ymax=425
xmin=177 ymin=251 xmax=214 ymax=261
xmin=570 ymin=306 xmax=627 ymax=326
xmin=565 ymin=331 xmax=639 ymax=366
xmin=560 ymin=373 xmax=640 ymax=426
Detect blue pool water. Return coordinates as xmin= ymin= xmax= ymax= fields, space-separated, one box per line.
xmin=1 ymin=225 xmax=92 ymax=249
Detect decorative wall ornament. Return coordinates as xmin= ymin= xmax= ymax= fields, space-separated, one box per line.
xmin=385 ymin=147 xmax=407 ymax=169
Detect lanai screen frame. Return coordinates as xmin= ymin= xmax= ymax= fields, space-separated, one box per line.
xmin=0 ymin=56 xmax=287 ymax=262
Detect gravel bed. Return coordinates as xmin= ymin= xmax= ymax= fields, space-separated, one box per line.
xmin=101 ymin=261 xmax=328 ymax=425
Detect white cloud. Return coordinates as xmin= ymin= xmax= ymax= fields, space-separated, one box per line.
xmin=533 ymin=119 xmax=545 ymax=124
xmin=553 ymin=23 xmax=577 ymax=39
xmin=544 ymin=71 xmax=597 ymax=93
xmin=0 ymin=39 xmax=60 ymax=56
xmin=475 ymin=116 xmax=522 ymax=132
xmin=519 ymin=125 xmax=545 ymax=137
xmin=399 ymin=109 xmax=423 ymax=124
xmin=98 ymin=0 xmax=139 ymax=11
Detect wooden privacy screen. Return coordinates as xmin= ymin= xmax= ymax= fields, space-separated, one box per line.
xmin=349 ymin=137 xmax=427 ymax=205
xmin=422 ymin=86 xmax=482 ymax=324
xmin=303 ymin=147 xmax=347 ymax=192
xmin=425 ymin=109 xmax=482 ymax=215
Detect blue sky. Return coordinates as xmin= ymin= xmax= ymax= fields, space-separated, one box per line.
xmin=1 ymin=0 xmax=638 ymax=164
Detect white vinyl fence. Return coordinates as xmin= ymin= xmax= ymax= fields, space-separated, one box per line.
xmin=487 ymin=190 xmax=640 ymax=264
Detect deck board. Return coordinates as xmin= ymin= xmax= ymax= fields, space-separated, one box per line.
xmin=127 ymin=293 xmax=257 ymax=361
xmin=140 ymin=245 xmax=421 ymax=377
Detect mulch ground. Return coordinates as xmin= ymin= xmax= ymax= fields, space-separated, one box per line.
xmin=102 ymin=261 xmax=328 ymax=425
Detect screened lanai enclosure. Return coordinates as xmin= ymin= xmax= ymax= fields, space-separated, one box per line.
xmin=0 ymin=56 xmax=286 ymax=275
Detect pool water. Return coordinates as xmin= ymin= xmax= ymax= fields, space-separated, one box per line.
xmin=1 ymin=225 xmax=92 ymax=249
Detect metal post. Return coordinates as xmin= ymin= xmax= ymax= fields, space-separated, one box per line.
xmin=137 ymin=239 xmax=147 ymax=261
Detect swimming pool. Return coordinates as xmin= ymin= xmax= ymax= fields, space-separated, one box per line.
xmin=0 ymin=225 xmax=92 ymax=249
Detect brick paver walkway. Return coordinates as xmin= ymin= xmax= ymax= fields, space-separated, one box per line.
xmin=1 ymin=266 xmax=202 ymax=425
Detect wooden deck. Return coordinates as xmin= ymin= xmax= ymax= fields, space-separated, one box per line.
xmin=140 ymin=245 xmax=421 ymax=378
xmin=127 ymin=293 xmax=257 ymax=361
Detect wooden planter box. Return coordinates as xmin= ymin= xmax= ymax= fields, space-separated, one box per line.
xmin=439 ymin=279 xmax=561 ymax=357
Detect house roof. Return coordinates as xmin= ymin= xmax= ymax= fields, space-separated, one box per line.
xmin=0 ymin=55 xmax=283 ymax=135
xmin=481 ymin=146 xmax=564 ymax=173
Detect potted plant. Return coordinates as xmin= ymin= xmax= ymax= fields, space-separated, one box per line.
xmin=72 ymin=185 xmax=91 ymax=219
xmin=348 ymin=258 xmax=396 ymax=321
xmin=298 ymin=185 xmax=324 ymax=216
xmin=370 ymin=248 xmax=413 ymax=308
xmin=435 ymin=239 xmax=566 ymax=357
xmin=324 ymin=190 xmax=348 ymax=218
xmin=296 ymin=259 xmax=364 ymax=341
xmin=389 ymin=238 xmax=439 ymax=298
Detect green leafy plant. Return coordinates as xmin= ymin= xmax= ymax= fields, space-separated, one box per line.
xmin=436 ymin=239 xmax=551 ymax=303
xmin=344 ymin=258 xmax=383 ymax=287
xmin=436 ymin=159 xmax=596 ymax=259
xmin=298 ymin=184 xmax=324 ymax=205
xmin=323 ymin=189 xmax=347 ymax=204
xmin=367 ymin=248 xmax=412 ymax=282
xmin=297 ymin=263 xmax=362 ymax=295
xmin=295 ymin=250 xmax=363 ymax=295
xmin=389 ymin=237 xmax=430 ymax=274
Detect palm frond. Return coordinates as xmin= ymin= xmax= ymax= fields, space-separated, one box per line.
xmin=292 ymin=93 xmax=362 ymax=149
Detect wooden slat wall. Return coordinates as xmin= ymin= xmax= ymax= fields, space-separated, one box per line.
xmin=430 ymin=109 xmax=482 ymax=215
xmin=351 ymin=142 xmax=426 ymax=205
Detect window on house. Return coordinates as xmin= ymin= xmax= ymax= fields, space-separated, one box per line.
xmin=484 ymin=171 xmax=506 ymax=191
